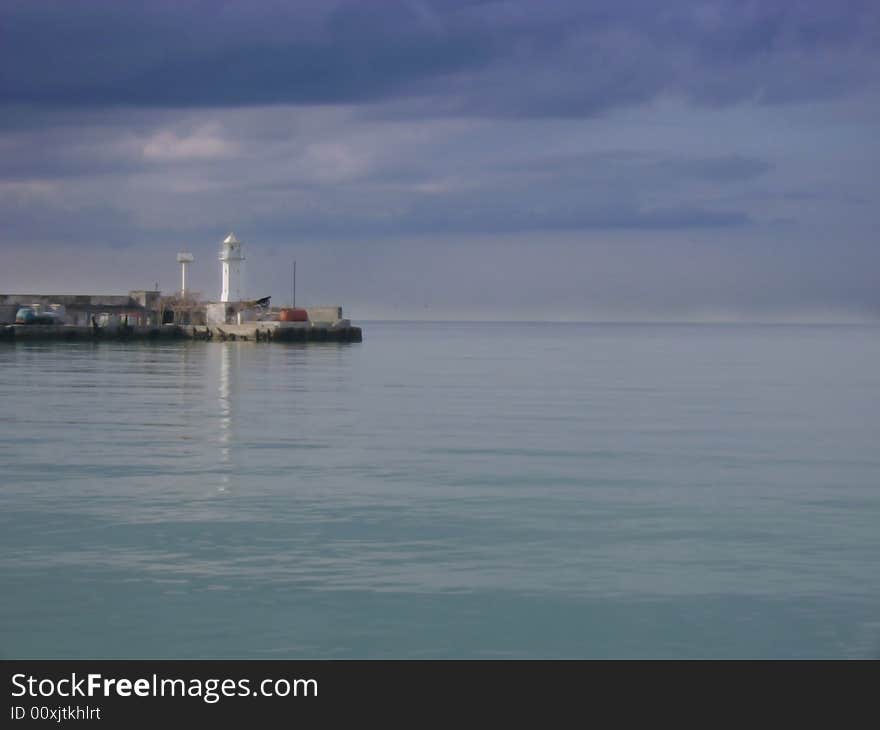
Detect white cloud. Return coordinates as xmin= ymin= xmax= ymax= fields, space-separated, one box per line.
xmin=142 ymin=124 xmax=238 ymax=161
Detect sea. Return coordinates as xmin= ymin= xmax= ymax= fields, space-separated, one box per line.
xmin=1 ymin=321 xmax=878 ymax=659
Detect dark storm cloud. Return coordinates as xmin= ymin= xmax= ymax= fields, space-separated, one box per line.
xmin=244 ymin=196 xmax=750 ymax=238
xmin=501 ymin=152 xmax=772 ymax=183
xmin=1 ymin=1 xmax=877 ymax=116
xmin=0 ymin=0 xmax=494 ymax=108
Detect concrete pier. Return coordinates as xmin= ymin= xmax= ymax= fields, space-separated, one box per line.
xmin=1 ymin=322 xmax=363 ymax=343
xmin=191 ymin=321 xmax=362 ymax=342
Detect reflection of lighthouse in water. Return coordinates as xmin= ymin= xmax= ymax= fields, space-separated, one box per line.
xmin=219 ymin=232 xmax=245 ymax=302
xmin=218 ymin=344 xmax=231 ymax=492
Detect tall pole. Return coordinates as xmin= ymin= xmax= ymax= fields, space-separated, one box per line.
xmin=177 ymin=253 xmax=193 ymax=298
xmin=293 ymin=259 xmax=296 ymax=307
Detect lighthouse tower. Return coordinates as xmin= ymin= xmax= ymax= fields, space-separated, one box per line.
xmin=219 ymin=232 xmax=245 ymax=302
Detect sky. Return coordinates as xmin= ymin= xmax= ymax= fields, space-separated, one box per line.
xmin=1 ymin=0 xmax=878 ymax=321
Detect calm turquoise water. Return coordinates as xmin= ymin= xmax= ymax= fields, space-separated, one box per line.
xmin=1 ymin=322 xmax=878 ymax=658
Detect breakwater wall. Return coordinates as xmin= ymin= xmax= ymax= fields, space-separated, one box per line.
xmin=1 ymin=322 xmax=362 ymax=343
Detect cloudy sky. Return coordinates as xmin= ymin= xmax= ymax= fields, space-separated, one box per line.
xmin=1 ymin=0 xmax=878 ymax=320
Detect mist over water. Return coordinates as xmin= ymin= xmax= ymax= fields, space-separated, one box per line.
xmin=1 ymin=322 xmax=879 ymax=658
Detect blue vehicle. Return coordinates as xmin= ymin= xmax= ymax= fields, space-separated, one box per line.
xmin=15 ymin=307 xmax=60 ymax=325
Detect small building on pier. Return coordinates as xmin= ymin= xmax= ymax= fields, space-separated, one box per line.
xmin=0 ymin=292 xmax=161 ymax=326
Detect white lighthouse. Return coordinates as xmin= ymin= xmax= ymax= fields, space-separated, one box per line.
xmin=219 ymin=232 xmax=245 ymax=302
